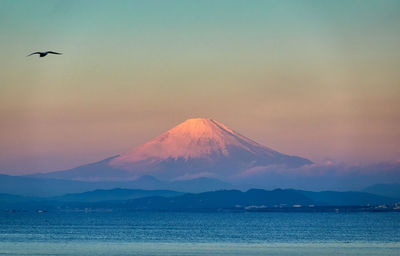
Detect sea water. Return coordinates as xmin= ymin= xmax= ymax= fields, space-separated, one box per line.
xmin=0 ymin=211 xmax=399 ymax=255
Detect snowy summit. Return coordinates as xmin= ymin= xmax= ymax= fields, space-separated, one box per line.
xmin=33 ymin=118 xmax=312 ymax=181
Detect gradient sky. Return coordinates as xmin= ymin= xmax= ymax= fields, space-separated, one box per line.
xmin=0 ymin=0 xmax=399 ymax=174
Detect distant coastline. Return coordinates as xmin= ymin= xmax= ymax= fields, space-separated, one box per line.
xmin=2 ymin=188 xmax=399 ymax=213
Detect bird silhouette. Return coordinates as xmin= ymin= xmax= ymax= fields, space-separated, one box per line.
xmin=27 ymin=51 xmax=62 ymax=57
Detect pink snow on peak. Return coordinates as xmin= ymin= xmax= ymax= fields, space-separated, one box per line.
xmin=109 ymin=118 xmax=273 ymax=167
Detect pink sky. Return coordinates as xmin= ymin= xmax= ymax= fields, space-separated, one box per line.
xmin=0 ymin=1 xmax=399 ymax=174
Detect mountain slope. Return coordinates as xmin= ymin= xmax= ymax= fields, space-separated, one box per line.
xmin=31 ymin=118 xmax=311 ymax=181
xmin=363 ymin=184 xmax=400 ymax=199
xmin=297 ymin=190 xmax=396 ymax=206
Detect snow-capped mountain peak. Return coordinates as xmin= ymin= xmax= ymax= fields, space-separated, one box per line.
xmin=109 ymin=118 xmax=309 ymax=171
xmin=33 ymin=118 xmax=312 ymax=181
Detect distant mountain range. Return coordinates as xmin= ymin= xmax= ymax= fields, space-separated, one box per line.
xmin=0 ymin=173 xmax=232 ymax=197
xmin=120 ymin=189 xmax=397 ymax=210
xmin=2 ymin=172 xmax=400 ymax=204
xmin=363 ymin=183 xmax=400 ymax=199
xmin=28 ymin=118 xmax=311 ymax=181
xmin=51 ymin=188 xmax=182 ymax=202
xmin=0 ymin=188 xmax=397 ymax=211
xmin=0 ymin=188 xmax=181 ymax=203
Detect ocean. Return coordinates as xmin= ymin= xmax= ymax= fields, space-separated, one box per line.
xmin=0 ymin=211 xmax=399 ymax=255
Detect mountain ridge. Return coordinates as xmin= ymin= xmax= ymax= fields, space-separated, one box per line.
xmin=1 ymin=188 xmax=397 ymax=211
xmin=363 ymin=183 xmax=400 ymax=199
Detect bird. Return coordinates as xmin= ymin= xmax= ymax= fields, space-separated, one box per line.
xmin=27 ymin=51 xmax=62 ymax=57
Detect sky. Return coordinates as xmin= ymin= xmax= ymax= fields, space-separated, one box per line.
xmin=0 ymin=0 xmax=399 ymax=174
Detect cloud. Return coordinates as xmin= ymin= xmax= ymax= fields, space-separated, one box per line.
xmin=230 ymin=161 xmax=400 ymax=191
xmin=173 ymin=172 xmax=216 ymax=181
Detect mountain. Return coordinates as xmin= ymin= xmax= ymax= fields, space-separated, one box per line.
xmin=122 ymin=189 xmax=314 ymax=210
xmin=0 ymin=173 xmax=232 ymax=196
xmin=0 ymin=189 xmax=181 ymax=210
xmin=1 ymin=188 xmax=396 ymax=211
xmin=0 ymin=174 xmax=100 ymax=197
xmin=30 ymin=118 xmax=311 ymax=181
xmin=363 ymin=184 xmax=400 ymax=199
xmin=121 ymin=189 xmax=396 ymax=210
xmin=296 ymin=190 xmax=397 ymax=206
xmin=51 ymin=188 xmax=182 ymax=202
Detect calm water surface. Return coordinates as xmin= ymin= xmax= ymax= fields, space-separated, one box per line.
xmin=0 ymin=211 xmax=399 ymax=255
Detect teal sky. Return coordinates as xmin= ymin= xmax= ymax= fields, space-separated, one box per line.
xmin=0 ymin=0 xmax=399 ymax=174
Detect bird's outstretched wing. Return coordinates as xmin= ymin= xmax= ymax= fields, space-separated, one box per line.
xmin=47 ymin=51 xmax=62 ymax=55
xmin=27 ymin=52 xmax=41 ymax=57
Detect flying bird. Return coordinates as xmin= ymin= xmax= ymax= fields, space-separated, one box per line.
xmin=27 ymin=51 xmax=62 ymax=57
